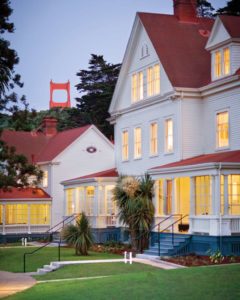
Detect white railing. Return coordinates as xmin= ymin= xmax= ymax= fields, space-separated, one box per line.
xmin=0 ymin=224 xmax=50 ymax=234
xmin=106 ymin=216 xmax=116 ymax=227
xmin=230 ymin=219 xmax=240 ymax=233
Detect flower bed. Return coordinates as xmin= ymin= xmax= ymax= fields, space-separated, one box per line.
xmin=91 ymin=241 xmax=132 ymax=255
xmin=162 ymin=254 xmax=240 ymax=267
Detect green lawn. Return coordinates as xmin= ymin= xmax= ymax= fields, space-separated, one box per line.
xmin=5 ymin=264 xmax=240 ymax=300
xmin=0 ymin=247 xmax=121 ymax=273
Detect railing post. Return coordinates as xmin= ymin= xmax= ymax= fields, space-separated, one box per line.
xmin=58 ymin=237 xmax=61 ymax=262
xmin=23 ymin=253 xmax=26 ymax=273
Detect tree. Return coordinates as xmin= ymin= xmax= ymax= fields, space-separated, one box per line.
xmin=216 ymin=0 xmax=240 ymax=16
xmin=197 ymin=0 xmax=215 ymax=18
xmin=62 ymin=213 xmax=94 ymax=255
xmin=0 ymin=0 xmax=42 ymax=188
xmin=76 ymin=54 xmax=121 ymax=138
xmin=113 ymin=174 xmax=155 ymax=252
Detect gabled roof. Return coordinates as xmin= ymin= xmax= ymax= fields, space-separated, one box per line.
xmin=151 ymin=150 xmax=240 ymax=170
xmin=219 ymin=15 xmax=240 ymax=38
xmin=1 ymin=125 xmax=91 ymax=163
xmin=138 ymin=13 xmax=214 ymax=88
xmin=0 ymin=187 xmax=51 ymax=200
xmin=62 ymin=168 xmax=118 ymax=185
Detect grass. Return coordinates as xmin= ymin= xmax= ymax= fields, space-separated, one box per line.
xmin=34 ymin=262 xmax=156 ymax=280
xmin=0 ymin=247 xmax=121 ymax=273
xmin=5 ymin=264 xmax=240 ymax=300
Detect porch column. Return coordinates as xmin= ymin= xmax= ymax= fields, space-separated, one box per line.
xmin=28 ymin=204 xmax=31 ymax=234
xmin=190 ymin=177 xmax=195 ymax=216
xmin=93 ymin=184 xmax=98 ymax=227
xmin=223 ymin=175 xmax=229 ymax=215
xmin=2 ymin=204 xmax=6 ymax=235
xmin=163 ymin=179 xmax=167 ymax=215
xmin=211 ymin=175 xmax=216 ymax=214
xmin=171 ymin=178 xmax=177 ymax=214
xmin=214 ymin=174 xmax=221 ymax=215
xmin=154 ymin=180 xmax=159 ymax=216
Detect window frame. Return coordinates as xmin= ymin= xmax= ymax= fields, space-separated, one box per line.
xmin=216 ymin=109 xmax=230 ymax=150
xmin=213 ymin=46 xmax=231 ymax=80
xmin=134 ymin=126 xmax=142 ymax=159
xmin=147 ymin=64 xmax=160 ymax=98
xmin=131 ymin=71 xmax=143 ymax=103
xmin=164 ymin=118 xmax=174 ymax=154
xmin=149 ymin=121 xmax=158 ymax=157
xmin=121 ymin=129 xmax=129 ymax=161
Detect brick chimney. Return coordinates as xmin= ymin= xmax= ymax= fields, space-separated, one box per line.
xmin=41 ymin=117 xmax=58 ymax=136
xmin=173 ymin=0 xmax=197 ymax=23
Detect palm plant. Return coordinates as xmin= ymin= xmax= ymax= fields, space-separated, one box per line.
xmin=113 ymin=174 xmax=155 ymax=252
xmin=62 ymin=212 xmax=94 ymax=255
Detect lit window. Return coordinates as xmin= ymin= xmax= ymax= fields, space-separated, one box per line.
xmin=165 ymin=119 xmax=173 ymax=153
xmin=86 ymin=187 xmax=94 ymax=216
xmin=214 ymin=50 xmax=222 ymax=78
xmin=105 ymin=185 xmax=116 ymax=215
xmin=228 ymin=175 xmax=240 ymax=215
xmin=195 ymin=176 xmax=211 ymax=215
xmin=150 ymin=122 xmax=158 ymax=155
xmin=147 ymin=64 xmax=160 ymax=97
xmin=5 ymin=204 xmax=28 ymax=225
xmin=122 ymin=130 xmax=129 ymax=161
xmin=30 ymin=204 xmax=50 ymax=225
xmin=0 ymin=205 xmax=2 ymax=224
xmin=42 ymin=171 xmax=48 ymax=188
xmin=134 ymin=127 xmax=142 ymax=159
xmin=131 ymin=71 xmax=143 ymax=102
xmin=216 ymin=111 xmax=229 ymax=148
xmin=66 ymin=189 xmax=74 ymax=216
xmin=223 ymin=48 xmax=230 ymax=75
xmin=157 ymin=179 xmax=164 ymax=215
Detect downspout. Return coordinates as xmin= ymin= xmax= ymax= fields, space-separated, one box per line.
xmin=218 ymin=162 xmax=222 ymax=252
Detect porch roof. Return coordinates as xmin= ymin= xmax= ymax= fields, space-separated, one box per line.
xmin=0 ymin=187 xmax=51 ymax=201
xmin=62 ymin=168 xmax=118 ymax=185
xmin=151 ymin=150 xmax=240 ymax=171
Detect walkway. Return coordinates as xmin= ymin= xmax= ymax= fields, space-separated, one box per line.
xmin=0 ymin=271 xmax=36 ymax=299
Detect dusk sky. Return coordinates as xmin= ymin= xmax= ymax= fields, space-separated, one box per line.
xmin=8 ymin=0 xmax=226 ymax=111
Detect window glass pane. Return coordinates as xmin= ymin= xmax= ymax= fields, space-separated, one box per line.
xmin=6 ymin=204 xmax=28 ymax=225
xmin=154 ymin=64 xmax=160 ymax=95
xmin=223 ymin=48 xmax=230 ymax=75
xmin=105 ymin=185 xmax=116 ymax=215
xmin=42 ymin=171 xmax=48 ymax=188
xmin=228 ymin=175 xmax=240 ymax=215
xmin=30 ymin=204 xmax=50 ymax=225
xmin=66 ymin=189 xmax=73 ymax=215
xmin=134 ymin=127 xmax=142 ymax=158
xmin=165 ymin=119 xmax=173 ymax=153
xmin=195 ymin=176 xmax=211 ymax=215
xmin=139 ymin=72 xmax=143 ymax=100
xmin=147 ymin=67 xmax=153 ymax=97
xmin=150 ymin=122 xmax=158 ymax=155
xmin=131 ymin=74 xmax=137 ymax=102
xmin=122 ymin=130 xmax=129 ymax=161
xmin=215 ymin=51 xmax=222 ymax=78
xmin=157 ymin=179 xmax=164 ymax=215
xmin=86 ymin=187 xmax=94 ymax=215
xmin=217 ymin=111 xmax=229 ymax=148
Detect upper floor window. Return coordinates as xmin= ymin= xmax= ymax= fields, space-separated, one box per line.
xmin=223 ymin=48 xmax=230 ymax=75
xmin=165 ymin=118 xmax=173 ymax=153
xmin=131 ymin=72 xmax=143 ymax=102
xmin=214 ymin=47 xmax=230 ymax=79
xmin=216 ymin=111 xmax=229 ymax=148
xmin=147 ymin=64 xmax=160 ymax=97
xmin=42 ymin=171 xmax=48 ymax=188
xmin=122 ymin=130 xmax=129 ymax=161
xmin=134 ymin=127 xmax=142 ymax=159
xmin=150 ymin=122 xmax=158 ymax=156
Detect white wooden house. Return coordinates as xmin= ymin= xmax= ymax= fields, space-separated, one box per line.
xmin=109 ymin=0 xmax=240 ymax=255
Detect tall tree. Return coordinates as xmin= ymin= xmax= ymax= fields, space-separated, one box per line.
xmin=216 ymin=0 xmax=240 ymax=16
xmin=0 ymin=0 xmax=42 ymax=188
xmin=197 ymin=0 xmax=215 ymax=18
xmin=75 ymin=54 xmax=121 ymax=138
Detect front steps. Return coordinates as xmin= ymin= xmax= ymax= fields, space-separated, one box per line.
xmin=37 ymin=262 xmax=61 ymax=275
xmin=137 ymin=233 xmax=191 ymax=258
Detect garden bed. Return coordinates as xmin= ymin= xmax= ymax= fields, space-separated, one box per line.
xmin=162 ymin=254 xmax=240 ymax=267
xmin=91 ymin=241 xmax=132 ymax=255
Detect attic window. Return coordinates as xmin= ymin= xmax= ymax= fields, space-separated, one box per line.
xmin=141 ymin=44 xmax=149 ymax=58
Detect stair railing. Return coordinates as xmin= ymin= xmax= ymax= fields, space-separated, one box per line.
xmin=133 ymin=214 xmax=183 ymax=253
xmin=158 ymin=214 xmax=189 ymax=256
xmin=23 ymin=213 xmax=80 ymax=273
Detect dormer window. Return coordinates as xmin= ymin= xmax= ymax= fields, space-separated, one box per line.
xmin=213 ymin=47 xmax=231 ymax=79
xmin=131 ymin=72 xmax=143 ymax=102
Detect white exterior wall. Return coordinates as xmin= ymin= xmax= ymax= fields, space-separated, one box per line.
xmin=115 ymin=99 xmax=181 ymax=175
xmin=202 ymin=86 xmax=240 ymax=154
xmin=231 ymin=43 xmax=240 ymax=74
xmin=41 ymin=127 xmax=115 ymax=226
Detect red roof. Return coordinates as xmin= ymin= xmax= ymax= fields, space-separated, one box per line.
xmin=139 ymin=13 xmax=214 ymax=88
xmin=0 ymin=188 xmax=51 ymax=200
xmin=1 ymin=125 xmax=91 ymax=163
xmin=152 ymin=150 xmax=240 ymax=170
xmin=220 ymin=15 xmax=240 ymax=38
xmin=64 ymin=168 xmax=118 ymax=183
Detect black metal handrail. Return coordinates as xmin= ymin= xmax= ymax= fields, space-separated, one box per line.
xmin=23 ymin=213 xmax=80 ymax=272
xmin=157 ymin=214 xmax=189 ymax=256
xmin=133 ymin=214 xmax=183 ymax=252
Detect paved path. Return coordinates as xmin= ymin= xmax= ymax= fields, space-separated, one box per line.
xmin=0 ymin=271 xmax=36 ymax=299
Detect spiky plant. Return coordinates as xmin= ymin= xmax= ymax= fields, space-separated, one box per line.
xmin=62 ymin=212 xmax=94 ymax=255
